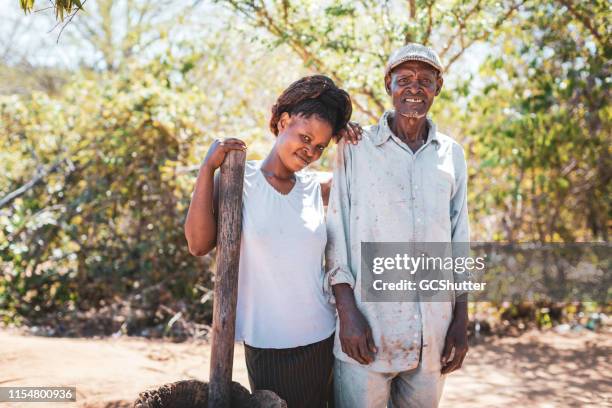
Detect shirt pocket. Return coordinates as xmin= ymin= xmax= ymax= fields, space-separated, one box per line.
xmin=424 ymin=176 xmax=452 ymax=222
xmin=435 ymin=179 xmax=452 ymax=218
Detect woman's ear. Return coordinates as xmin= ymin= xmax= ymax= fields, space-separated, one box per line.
xmin=277 ymin=112 xmax=291 ymax=133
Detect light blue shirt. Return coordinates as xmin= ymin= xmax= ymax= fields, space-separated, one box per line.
xmin=325 ymin=111 xmax=470 ymax=372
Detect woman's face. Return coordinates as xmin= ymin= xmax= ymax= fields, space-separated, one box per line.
xmin=275 ymin=113 xmax=334 ymax=172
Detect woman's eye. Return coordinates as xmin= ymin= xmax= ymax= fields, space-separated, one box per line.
xmin=317 ymin=145 xmax=325 ymax=152
xmin=302 ymin=135 xmax=311 ymax=143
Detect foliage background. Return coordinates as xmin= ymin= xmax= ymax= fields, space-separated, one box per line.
xmin=1 ymin=0 xmax=609 ymax=337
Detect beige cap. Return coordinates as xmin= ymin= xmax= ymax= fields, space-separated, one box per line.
xmin=384 ymin=43 xmax=443 ymax=79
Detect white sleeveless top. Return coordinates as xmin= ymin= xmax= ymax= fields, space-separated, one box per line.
xmin=234 ymin=160 xmax=336 ymax=348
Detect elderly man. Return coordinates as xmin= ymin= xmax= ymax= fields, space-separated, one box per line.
xmin=325 ymin=43 xmax=470 ymax=407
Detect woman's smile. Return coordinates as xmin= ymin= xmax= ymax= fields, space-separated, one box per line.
xmin=295 ymin=151 xmax=311 ymax=167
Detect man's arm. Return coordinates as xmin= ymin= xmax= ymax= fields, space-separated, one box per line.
xmin=450 ymin=143 xmax=470 ymax=247
xmin=324 ymin=140 xmax=355 ymax=300
xmin=441 ymin=143 xmax=470 ymax=374
xmin=325 ymin=141 xmax=376 ymax=365
xmin=450 ymin=143 xmax=470 ymax=302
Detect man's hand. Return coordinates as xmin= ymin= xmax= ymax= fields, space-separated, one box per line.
xmin=338 ymin=304 xmax=377 ymax=365
xmin=441 ymin=300 xmax=469 ymax=374
xmin=337 ymin=121 xmax=363 ymax=144
xmin=333 ymin=283 xmax=377 ymax=365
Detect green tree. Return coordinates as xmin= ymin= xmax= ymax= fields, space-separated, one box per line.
xmin=466 ymin=0 xmax=610 ymax=241
xmin=0 ymin=16 xmax=306 ymax=327
xmin=5 ymin=0 xmax=609 ymax=331
xmin=217 ymin=0 xmax=526 ymax=121
xmin=219 ymin=0 xmax=610 ymax=242
xmin=0 ymin=59 xmax=211 ymax=323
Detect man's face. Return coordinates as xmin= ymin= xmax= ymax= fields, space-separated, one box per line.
xmin=386 ymin=60 xmax=443 ymax=119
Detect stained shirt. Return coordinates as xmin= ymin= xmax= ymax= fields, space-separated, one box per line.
xmin=324 ymin=111 xmax=470 ymax=373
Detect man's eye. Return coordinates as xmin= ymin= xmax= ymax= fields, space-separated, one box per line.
xmin=317 ymin=145 xmax=325 ymax=152
xmin=302 ymin=135 xmax=311 ymax=143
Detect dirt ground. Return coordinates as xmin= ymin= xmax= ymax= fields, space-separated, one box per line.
xmin=0 ymin=329 xmax=609 ymax=407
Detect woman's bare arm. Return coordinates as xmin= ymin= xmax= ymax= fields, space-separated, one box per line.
xmin=184 ymin=166 xmax=219 ymax=256
xmin=184 ymin=138 xmax=246 ymax=256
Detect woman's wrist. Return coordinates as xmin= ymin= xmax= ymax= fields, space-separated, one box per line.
xmin=199 ymin=162 xmax=216 ymax=177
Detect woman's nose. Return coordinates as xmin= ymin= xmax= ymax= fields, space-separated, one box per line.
xmin=303 ymin=145 xmax=315 ymax=157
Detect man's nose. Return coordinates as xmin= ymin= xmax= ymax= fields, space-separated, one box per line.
xmin=407 ymin=80 xmax=420 ymax=93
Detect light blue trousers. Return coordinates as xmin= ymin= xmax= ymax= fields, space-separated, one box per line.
xmin=334 ymin=358 xmax=446 ymax=408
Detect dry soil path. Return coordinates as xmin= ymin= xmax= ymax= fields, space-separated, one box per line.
xmin=0 ymin=329 xmax=609 ymax=407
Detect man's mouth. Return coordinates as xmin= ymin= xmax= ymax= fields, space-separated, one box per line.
xmin=402 ymin=97 xmax=424 ymax=103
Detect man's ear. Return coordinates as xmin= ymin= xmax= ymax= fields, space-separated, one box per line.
xmin=277 ymin=112 xmax=291 ymax=133
xmin=435 ymin=75 xmax=444 ymax=96
xmin=384 ymin=74 xmax=392 ymax=95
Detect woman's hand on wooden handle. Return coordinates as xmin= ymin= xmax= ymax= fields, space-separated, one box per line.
xmin=202 ymin=138 xmax=247 ymax=173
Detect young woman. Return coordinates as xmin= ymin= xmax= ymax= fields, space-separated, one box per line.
xmin=184 ymin=75 xmax=360 ymax=407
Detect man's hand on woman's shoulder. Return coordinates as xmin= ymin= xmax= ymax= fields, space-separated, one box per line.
xmin=337 ymin=121 xmax=364 ymax=145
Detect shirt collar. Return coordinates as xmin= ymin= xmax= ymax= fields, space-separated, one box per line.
xmin=372 ymin=111 xmax=440 ymax=148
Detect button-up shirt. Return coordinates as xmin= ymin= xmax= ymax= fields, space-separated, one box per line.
xmin=324 ymin=111 xmax=470 ymax=373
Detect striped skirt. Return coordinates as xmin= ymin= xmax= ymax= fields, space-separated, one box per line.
xmin=244 ymin=334 xmax=335 ymax=408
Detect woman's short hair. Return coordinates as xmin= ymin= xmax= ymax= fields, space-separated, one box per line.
xmin=269 ymin=75 xmax=352 ymax=139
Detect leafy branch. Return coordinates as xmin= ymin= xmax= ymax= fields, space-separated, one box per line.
xmin=19 ymin=0 xmax=87 ymax=41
